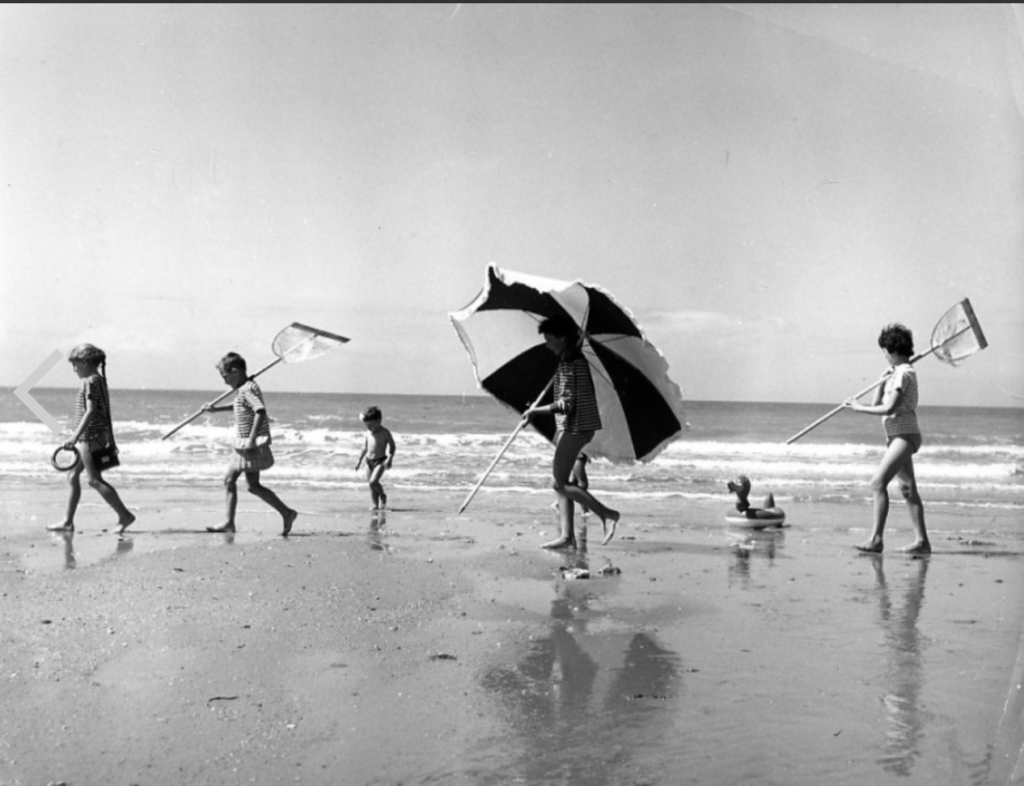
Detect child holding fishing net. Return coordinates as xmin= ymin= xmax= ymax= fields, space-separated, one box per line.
xmin=788 ymin=299 xmax=988 ymax=555
xmin=202 ymin=352 xmax=298 ymax=536
xmin=844 ymin=324 xmax=930 ymax=554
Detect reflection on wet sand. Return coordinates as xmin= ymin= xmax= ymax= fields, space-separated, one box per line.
xmin=53 ymin=529 xmax=135 ymax=570
xmin=481 ymin=546 xmax=683 ymax=784
xmin=727 ymin=528 xmax=785 ymax=587
xmin=985 ymin=617 xmax=1024 ymax=784
xmin=867 ymin=554 xmax=929 ymax=777
xmin=56 ymin=530 xmax=75 ymax=570
xmin=367 ymin=512 xmax=390 ymax=552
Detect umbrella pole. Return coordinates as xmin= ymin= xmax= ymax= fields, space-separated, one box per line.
xmin=458 ymin=376 xmax=555 ymax=515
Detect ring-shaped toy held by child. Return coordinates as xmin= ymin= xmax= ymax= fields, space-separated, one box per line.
xmin=51 ymin=444 xmax=81 ymax=472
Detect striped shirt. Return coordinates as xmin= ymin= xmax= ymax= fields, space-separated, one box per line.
xmin=881 ymin=364 xmax=920 ymax=439
xmin=74 ymin=374 xmax=112 ymax=443
xmin=553 ymin=354 xmax=602 ymax=434
xmin=233 ymin=380 xmax=272 ymax=441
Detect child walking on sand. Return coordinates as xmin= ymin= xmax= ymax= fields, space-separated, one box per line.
xmin=524 ymin=316 xmax=620 ymax=549
xmin=49 ymin=343 xmax=136 ymax=534
xmin=551 ymin=452 xmax=590 ymax=517
xmin=843 ymin=323 xmax=930 ymax=554
xmin=202 ymin=352 xmax=297 ymax=536
xmin=355 ymin=406 xmax=395 ymax=513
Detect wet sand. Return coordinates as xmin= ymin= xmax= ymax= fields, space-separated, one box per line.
xmin=2 ymin=482 xmax=1023 ymax=785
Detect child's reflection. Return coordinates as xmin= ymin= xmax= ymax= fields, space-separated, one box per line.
xmin=481 ymin=550 xmax=683 ymax=784
xmin=867 ymin=554 xmax=929 ymax=777
xmin=57 ymin=529 xmax=76 ymax=570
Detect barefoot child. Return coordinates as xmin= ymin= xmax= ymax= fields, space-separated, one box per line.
xmin=355 ymin=406 xmax=395 ymax=512
xmin=49 ymin=343 xmax=136 ymax=534
xmin=843 ymin=323 xmax=930 ymax=554
xmin=202 ymin=352 xmax=298 ymax=536
xmin=524 ymin=316 xmax=620 ymax=549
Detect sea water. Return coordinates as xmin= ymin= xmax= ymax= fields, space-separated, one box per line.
xmin=2 ymin=388 xmax=1021 ymax=515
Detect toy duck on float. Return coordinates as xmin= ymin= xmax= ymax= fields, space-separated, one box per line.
xmin=725 ymin=475 xmax=786 ymax=529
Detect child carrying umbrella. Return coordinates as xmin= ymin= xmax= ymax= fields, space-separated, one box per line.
xmin=524 ymin=316 xmax=621 ymax=549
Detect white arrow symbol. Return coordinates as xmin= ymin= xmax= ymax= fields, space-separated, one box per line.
xmin=14 ymin=349 xmax=64 ymax=435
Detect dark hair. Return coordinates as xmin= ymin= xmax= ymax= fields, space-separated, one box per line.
xmin=537 ymin=316 xmax=579 ymax=342
xmin=68 ymin=343 xmax=106 ymax=366
xmin=361 ymin=405 xmax=382 ymax=422
xmin=877 ymin=323 xmax=914 ymax=357
xmin=68 ymin=343 xmax=108 ymax=382
xmin=217 ymin=352 xmax=247 ymax=375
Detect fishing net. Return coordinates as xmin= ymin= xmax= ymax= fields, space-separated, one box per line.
xmin=786 ymin=298 xmax=989 ymax=444
xmin=929 ymin=298 xmax=988 ymax=366
xmin=272 ymin=322 xmax=350 ymax=363
xmin=162 ymin=322 xmax=349 ymax=440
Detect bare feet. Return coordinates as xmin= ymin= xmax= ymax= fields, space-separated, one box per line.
xmin=47 ymin=522 xmax=73 ymax=532
xmin=854 ymin=538 xmax=883 ymax=553
xmin=206 ymin=523 xmax=236 ymax=533
xmin=282 ymin=509 xmax=298 ymax=536
xmin=901 ymin=540 xmax=931 ymax=555
xmin=601 ymin=510 xmax=620 ymax=546
xmin=541 ymin=536 xmax=576 ymax=550
xmin=116 ymin=513 xmax=137 ymax=535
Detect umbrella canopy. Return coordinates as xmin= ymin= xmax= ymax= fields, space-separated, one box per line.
xmin=449 ymin=263 xmax=687 ymax=463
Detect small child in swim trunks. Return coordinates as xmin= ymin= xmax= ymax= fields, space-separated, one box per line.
xmin=355 ymin=406 xmax=396 ymax=512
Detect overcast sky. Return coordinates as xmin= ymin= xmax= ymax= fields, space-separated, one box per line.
xmin=2 ymin=4 xmax=1022 ymax=407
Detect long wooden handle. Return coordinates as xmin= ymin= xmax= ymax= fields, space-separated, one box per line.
xmin=785 ymin=343 xmax=941 ymax=445
xmin=458 ymin=377 xmax=556 ymax=514
xmin=161 ymin=357 xmax=284 ymax=440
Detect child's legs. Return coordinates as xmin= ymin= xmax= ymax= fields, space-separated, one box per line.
xmin=364 ymin=465 xmax=382 ymax=506
xmin=572 ymin=461 xmax=590 ymax=512
xmin=81 ymin=450 xmax=133 ymax=522
xmin=244 ymin=471 xmax=291 ymax=515
xmin=224 ymin=467 xmax=243 ymax=523
xmin=868 ymin=438 xmax=916 ymax=540
xmin=62 ymin=462 xmax=85 ymax=524
xmin=369 ymin=465 xmax=387 ymax=501
xmin=553 ymin=431 xmax=613 ymax=523
xmin=895 ymin=455 xmax=928 ymax=541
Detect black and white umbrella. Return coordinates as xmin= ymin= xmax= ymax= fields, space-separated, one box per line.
xmin=450 ymin=263 xmax=687 ymax=464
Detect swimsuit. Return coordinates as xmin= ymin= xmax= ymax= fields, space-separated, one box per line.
xmin=74 ymin=374 xmax=112 ymax=444
xmin=553 ymin=353 xmax=602 ymax=434
xmin=881 ymin=364 xmax=920 ymax=440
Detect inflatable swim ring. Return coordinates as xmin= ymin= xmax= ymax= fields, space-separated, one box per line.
xmin=724 ymin=507 xmax=786 ymax=528
xmin=725 ymin=474 xmax=785 ymax=528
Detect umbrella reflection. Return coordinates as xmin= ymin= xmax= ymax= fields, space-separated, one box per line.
xmin=867 ymin=555 xmax=930 ymax=777
xmin=481 ymin=552 xmax=683 ymax=784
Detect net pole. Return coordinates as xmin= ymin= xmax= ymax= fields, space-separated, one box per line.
xmin=161 ymin=323 xmax=347 ymax=440
xmin=160 ymin=356 xmax=286 ymax=441
xmin=784 ymin=324 xmax=974 ymax=445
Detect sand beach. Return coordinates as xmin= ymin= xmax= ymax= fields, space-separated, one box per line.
xmin=2 ymin=480 xmax=1022 ymax=786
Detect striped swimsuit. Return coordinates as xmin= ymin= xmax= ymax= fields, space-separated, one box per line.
xmin=553 ymin=354 xmax=602 ymax=434
xmin=74 ymin=374 xmax=112 ymax=443
xmin=881 ymin=364 xmax=920 ymax=441
xmin=233 ymin=380 xmax=272 ymax=441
